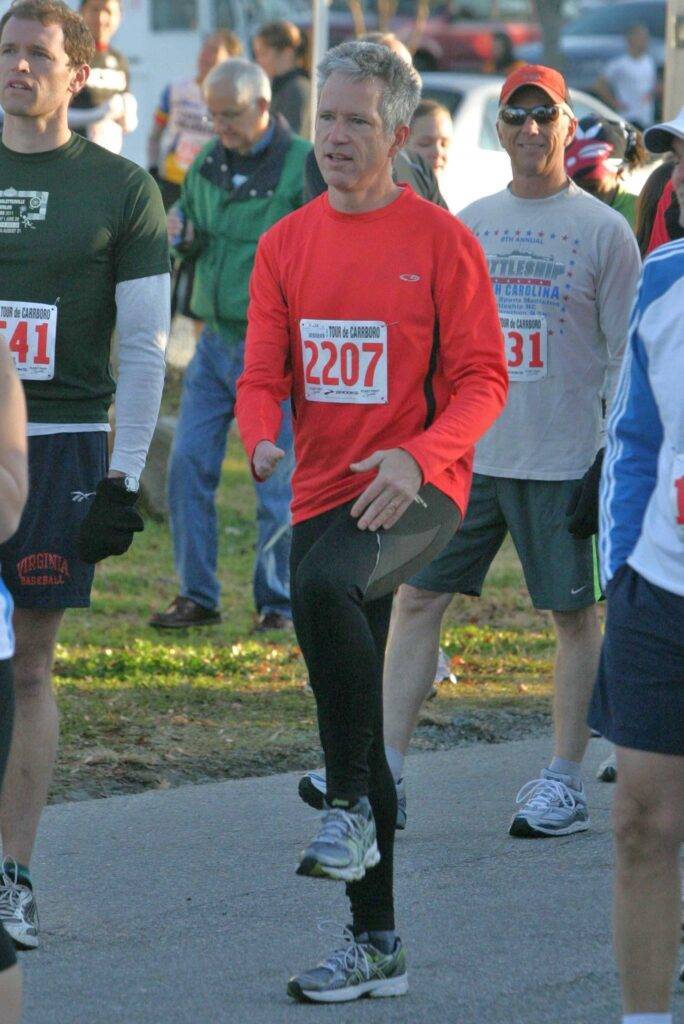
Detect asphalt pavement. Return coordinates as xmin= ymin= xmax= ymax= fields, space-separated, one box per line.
xmin=19 ymin=735 xmax=684 ymax=1024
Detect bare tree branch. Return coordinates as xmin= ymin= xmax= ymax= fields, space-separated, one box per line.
xmin=405 ymin=0 xmax=432 ymax=55
xmin=347 ymin=0 xmax=367 ymax=37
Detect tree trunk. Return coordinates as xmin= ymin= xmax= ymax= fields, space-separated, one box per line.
xmin=405 ymin=0 xmax=432 ymax=56
xmin=531 ymin=0 xmax=565 ymax=74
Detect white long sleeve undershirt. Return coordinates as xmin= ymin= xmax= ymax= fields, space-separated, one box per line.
xmin=28 ymin=274 xmax=170 ymax=480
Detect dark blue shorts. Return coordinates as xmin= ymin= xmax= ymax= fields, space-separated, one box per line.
xmin=0 ymin=432 xmax=108 ymax=610
xmin=588 ymin=564 xmax=684 ymax=756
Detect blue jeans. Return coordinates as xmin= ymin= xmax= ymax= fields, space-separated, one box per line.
xmin=168 ymin=327 xmax=293 ymax=616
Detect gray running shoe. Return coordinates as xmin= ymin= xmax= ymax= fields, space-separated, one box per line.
xmin=287 ymin=925 xmax=408 ymax=1003
xmin=298 ymin=769 xmax=407 ymax=830
xmin=297 ymin=798 xmax=380 ymax=882
xmin=509 ymin=769 xmax=589 ymax=838
xmin=597 ymin=751 xmax=617 ymax=782
xmin=0 ymin=858 xmax=39 ymax=949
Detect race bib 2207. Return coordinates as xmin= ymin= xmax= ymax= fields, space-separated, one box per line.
xmin=501 ymin=314 xmax=548 ymax=382
xmin=300 ymin=319 xmax=388 ymax=404
xmin=0 ymin=300 xmax=57 ymax=381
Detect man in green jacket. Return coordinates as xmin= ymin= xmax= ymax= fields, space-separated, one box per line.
xmin=150 ymin=58 xmax=310 ymax=631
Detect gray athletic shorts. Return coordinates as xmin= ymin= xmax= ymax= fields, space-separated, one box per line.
xmin=409 ymin=473 xmax=601 ymax=612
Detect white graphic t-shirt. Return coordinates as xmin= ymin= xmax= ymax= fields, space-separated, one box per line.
xmin=603 ymin=52 xmax=657 ymax=127
xmin=459 ymin=181 xmax=641 ymax=480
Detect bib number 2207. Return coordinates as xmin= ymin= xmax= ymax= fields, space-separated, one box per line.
xmin=300 ymin=319 xmax=388 ymax=404
xmin=0 ymin=301 xmax=57 ymax=381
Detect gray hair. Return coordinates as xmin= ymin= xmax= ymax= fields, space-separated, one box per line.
xmin=203 ymin=58 xmax=271 ymax=105
xmin=317 ymin=41 xmax=421 ymax=134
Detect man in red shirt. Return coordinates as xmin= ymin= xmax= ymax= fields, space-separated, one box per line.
xmin=236 ymin=40 xmax=507 ymax=1003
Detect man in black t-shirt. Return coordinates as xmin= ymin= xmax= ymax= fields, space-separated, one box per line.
xmin=69 ymin=0 xmax=137 ymax=152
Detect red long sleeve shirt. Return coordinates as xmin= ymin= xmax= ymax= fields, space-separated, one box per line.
xmin=236 ymin=186 xmax=508 ymax=524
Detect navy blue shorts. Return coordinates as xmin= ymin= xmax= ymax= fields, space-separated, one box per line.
xmin=0 ymin=432 xmax=108 ymax=609
xmin=589 ymin=564 xmax=684 ymax=756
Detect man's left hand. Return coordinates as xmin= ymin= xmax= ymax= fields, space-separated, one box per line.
xmin=350 ymin=448 xmax=422 ymax=531
xmin=77 ymin=477 xmax=144 ymax=564
xmin=566 ymin=448 xmax=605 ymax=539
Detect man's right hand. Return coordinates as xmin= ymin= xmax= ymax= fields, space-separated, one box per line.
xmin=253 ymin=440 xmax=284 ymax=480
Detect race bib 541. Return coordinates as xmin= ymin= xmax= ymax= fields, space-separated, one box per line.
xmin=501 ymin=314 xmax=548 ymax=382
xmin=300 ymin=319 xmax=388 ymax=404
xmin=0 ymin=301 xmax=57 ymax=381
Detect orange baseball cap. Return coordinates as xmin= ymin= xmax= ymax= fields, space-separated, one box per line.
xmin=499 ymin=64 xmax=569 ymax=106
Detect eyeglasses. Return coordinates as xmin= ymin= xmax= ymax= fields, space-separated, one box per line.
xmin=500 ymin=104 xmax=562 ymax=127
xmin=206 ymin=105 xmax=252 ymax=126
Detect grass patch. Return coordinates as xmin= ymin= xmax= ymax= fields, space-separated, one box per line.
xmin=51 ymin=427 xmax=563 ymax=802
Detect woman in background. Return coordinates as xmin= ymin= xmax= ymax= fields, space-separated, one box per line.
xmin=408 ymin=99 xmax=454 ymax=187
xmin=252 ymin=21 xmax=311 ymax=137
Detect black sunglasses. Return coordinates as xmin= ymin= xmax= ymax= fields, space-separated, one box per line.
xmin=500 ymin=104 xmax=562 ymax=127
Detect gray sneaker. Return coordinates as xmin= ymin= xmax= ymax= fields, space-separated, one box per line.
xmin=298 ymin=769 xmax=407 ymax=830
xmin=509 ymin=769 xmax=589 ymax=838
xmin=287 ymin=925 xmax=408 ymax=1003
xmin=297 ymin=798 xmax=380 ymax=882
xmin=0 ymin=858 xmax=39 ymax=949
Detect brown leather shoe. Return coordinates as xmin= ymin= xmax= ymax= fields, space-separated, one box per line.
xmin=251 ymin=612 xmax=294 ymax=633
xmin=149 ymin=596 xmax=221 ymax=629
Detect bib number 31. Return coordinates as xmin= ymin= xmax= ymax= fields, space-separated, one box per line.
xmin=501 ymin=315 xmax=548 ymax=382
xmin=0 ymin=301 xmax=57 ymax=381
xmin=300 ymin=319 xmax=388 ymax=404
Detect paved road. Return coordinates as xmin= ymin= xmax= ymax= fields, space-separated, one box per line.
xmin=20 ymin=736 xmax=683 ymax=1023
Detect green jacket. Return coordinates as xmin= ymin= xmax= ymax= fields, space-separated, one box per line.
xmin=177 ymin=116 xmax=310 ymax=343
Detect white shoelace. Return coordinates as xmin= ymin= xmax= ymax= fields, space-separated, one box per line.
xmin=0 ymin=871 xmax=28 ymax=916
xmin=318 ymin=807 xmax=366 ymax=845
xmin=316 ymin=922 xmax=373 ymax=980
xmin=515 ymin=777 xmax=578 ymax=811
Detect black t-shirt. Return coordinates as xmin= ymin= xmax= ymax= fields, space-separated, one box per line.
xmin=71 ymin=46 xmax=129 ymax=111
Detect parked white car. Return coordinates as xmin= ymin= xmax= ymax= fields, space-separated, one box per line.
xmin=419 ymin=72 xmax=650 ymax=212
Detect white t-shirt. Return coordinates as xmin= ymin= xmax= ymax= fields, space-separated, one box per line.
xmin=604 ymin=52 xmax=657 ymax=126
xmin=459 ymin=182 xmax=641 ymax=480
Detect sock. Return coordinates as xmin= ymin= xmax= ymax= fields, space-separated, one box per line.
xmin=548 ymin=757 xmax=582 ymax=786
xmin=384 ymin=745 xmax=404 ymax=783
xmin=367 ymin=929 xmax=396 ymax=954
xmin=623 ymin=1015 xmax=672 ymax=1023
xmin=2 ymin=857 xmax=32 ymax=889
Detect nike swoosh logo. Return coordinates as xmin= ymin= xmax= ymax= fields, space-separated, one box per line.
xmin=571 ymin=585 xmax=588 ymax=595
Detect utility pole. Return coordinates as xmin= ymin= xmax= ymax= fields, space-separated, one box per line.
xmin=664 ymin=0 xmax=684 ymax=118
xmin=309 ymin=0 xmax=330 ymax=141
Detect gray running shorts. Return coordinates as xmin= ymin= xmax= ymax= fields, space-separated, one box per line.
xmin=409 ymin=473 xmax=601 ymax=612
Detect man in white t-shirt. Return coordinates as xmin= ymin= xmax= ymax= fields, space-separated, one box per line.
xmin=297 ymin=64 xmax=642 ymax=840
xmin=593 ymin=23 xmax=657 ymax=130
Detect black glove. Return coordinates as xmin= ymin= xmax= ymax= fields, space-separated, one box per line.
xmin=566 ymin=449 xmax=605 ymax=539
xmin=76 ymin=478 xmax=144 ymax=564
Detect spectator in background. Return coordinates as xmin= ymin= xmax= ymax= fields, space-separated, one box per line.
xmin=407 ymin=98 xmax=453 ymax=187
xmin=565 ymin=115 xmax=647 ymax=229
xmin=149 ymin=59 xmax=311 ymax=632
xmin=593 ymin=24 xmax=656 ymax=131
xmin=148 ymin=30 xmax=242 ymax=210
xmin=640 ymin=109 xmax=684 ymax=254
xmin=70 ymin=0 xmax=137 ymax=152
xmin=637 ymin=160 xmax=677 ymax=256
xmin=252 ymin=20 xmax=310 ymax=137
xmin=0 ymin=343 xmax=28 ymax=1024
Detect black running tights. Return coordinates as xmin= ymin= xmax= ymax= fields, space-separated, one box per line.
xmin=290 ymin=484 xmax=459 ymax=932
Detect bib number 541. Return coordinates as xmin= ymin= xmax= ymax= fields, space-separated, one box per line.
xmin=0 ymin=301 xmax=57 ymax=381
